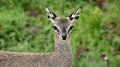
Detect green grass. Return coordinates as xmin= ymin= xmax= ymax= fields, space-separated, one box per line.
xmin=0 ymin=0 xmax=120 ymax=67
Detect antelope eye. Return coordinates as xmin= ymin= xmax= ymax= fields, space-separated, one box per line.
xmin=53 ymin=26 xmax=59 ymax=31
xmin=68 ymin=26 xmax=74 ymax=31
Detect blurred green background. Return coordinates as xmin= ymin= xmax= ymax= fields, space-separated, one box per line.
xmin=0 ymin=0 xmax=120 ymax=67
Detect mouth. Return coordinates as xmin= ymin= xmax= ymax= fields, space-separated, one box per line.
xmin=62 ymin=38 xmax=66 ymax=40
xmin=62 ymin=37 xmax=67 ymax=40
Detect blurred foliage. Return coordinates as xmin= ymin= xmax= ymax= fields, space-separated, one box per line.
xmin=0 ymin=0 xmax=120 ymax=67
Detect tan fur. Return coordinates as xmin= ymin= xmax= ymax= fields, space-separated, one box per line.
xmin=0 ymin=18 xmax=73 ymax=67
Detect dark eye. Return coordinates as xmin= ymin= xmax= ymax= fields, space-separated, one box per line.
xmin=68 ymin=26 xmax=74 ymax=31
xmin=53 ymin=26 xmax=59 ymax=31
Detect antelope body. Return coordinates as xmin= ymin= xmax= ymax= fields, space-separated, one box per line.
xmin=0 ymin=7 xmax=81 ymax=67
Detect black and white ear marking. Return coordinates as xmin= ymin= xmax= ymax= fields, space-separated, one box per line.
xmin=69 ymin=8 xmax=81 ymax=22
xmin=45 ymin=7 xmax=57 ymax=22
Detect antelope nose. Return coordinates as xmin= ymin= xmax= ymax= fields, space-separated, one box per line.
xmin=62 ymin=33 xmax=67 ymax=40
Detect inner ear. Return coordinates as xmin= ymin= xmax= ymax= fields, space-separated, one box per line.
xmin=68 ymin=8 xmax=81 ymax=22
xmin=69 ymin=13 xmax=74 ymax=20
xmin=51 ymin=12 xmax=57 ymax=20
xmin=45 ymin=7 xmax=57 ymax=22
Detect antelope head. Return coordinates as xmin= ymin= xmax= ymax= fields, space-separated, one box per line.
xmin=46 ymin=7 xmax=81 ymax=40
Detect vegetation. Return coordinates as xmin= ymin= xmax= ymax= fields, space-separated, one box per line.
xmin=0 ymin=0 xmax=120 ymax=67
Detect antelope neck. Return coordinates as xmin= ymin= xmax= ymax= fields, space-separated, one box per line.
xmin=54 ymin=33 xmax=72 ymax=57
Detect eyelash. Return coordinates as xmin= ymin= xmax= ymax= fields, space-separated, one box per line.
xmin=68 ymin=26 xmax=74 ymax=31
xmin=53 ymin=26 xmax=59 ymax=31
xmin=53 ymin=26 xmax=74 ymax=32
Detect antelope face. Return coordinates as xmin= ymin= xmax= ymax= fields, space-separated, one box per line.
xmin=46 ymin=7 xmax=81 ymax=40
xmin=53 ymin=18 xmax=74 ymax=40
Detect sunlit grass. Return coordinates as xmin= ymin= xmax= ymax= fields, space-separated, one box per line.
xmin=0 ymin=0 xmax=120 ymax=67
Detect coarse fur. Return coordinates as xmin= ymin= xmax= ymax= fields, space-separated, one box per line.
xmin=0 ymin=7 xmax=81 ymax=67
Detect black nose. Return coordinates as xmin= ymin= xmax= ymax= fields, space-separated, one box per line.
xmin=62 ymin=33 xmax=67 ymax=40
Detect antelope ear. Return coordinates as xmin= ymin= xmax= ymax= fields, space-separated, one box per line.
xmin=45 ymin=7 xmax=57 ymax=23
xmin=69 ymin=8 xmax=81 ymax=23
